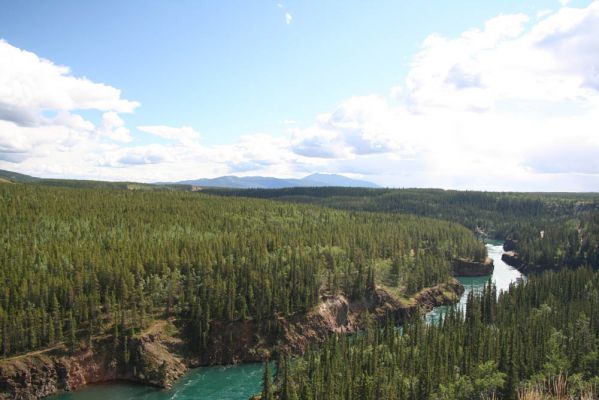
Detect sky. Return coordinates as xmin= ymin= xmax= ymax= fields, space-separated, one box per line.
xmin=0 ymin=0 xmax=598 ymax=191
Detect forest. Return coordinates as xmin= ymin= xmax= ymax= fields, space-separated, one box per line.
xmin=0 ymin=183 xmax=484 ymax=358
xmin=206 ymin=187 xmax=599 ymax=272
xmin=266 ymin=267 xmax=599 ymax=399
xmin=1 ymin=180 xmax=598 ymax=400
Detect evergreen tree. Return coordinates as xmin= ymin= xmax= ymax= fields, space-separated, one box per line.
xmin=262 ymin=360 xmax=274 ymax=400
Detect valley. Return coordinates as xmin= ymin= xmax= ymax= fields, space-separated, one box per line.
xmin=0 ymin=177 xmax=597 ymax=399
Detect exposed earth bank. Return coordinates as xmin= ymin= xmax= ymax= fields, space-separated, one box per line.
xmin=0 ymin=280 xmax=463 ymax=400
xmin=501 ymin=251 xmax=523 ymax=269
xmin=452 ymin=257 xmax=494 ymax=277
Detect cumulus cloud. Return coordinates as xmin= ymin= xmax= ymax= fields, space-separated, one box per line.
xmin=0 ymin=39 xmax=140 ymax=166
xmin=291 ymin=95 xmax=403 ymax=159
xmin=138 ymin=125 xmax=200 ymax=145
xmin=0 ymin=40 xmax=138 ymax=123
xmin=2 ymin=2 xmax=599 ymax=190
xmin=97 ymin=112 xmax=131 ymax=142
xmin=285 ymin=13 xmax=293 ymax=25
xmin=288 ymin=3 xmax=599 ymax=190
xmin=116 ymin=146 xmax=169 ymax=166
xmin=406 ymin=4 xmax=599 ymax=114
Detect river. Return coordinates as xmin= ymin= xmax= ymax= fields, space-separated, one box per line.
xmin=50 ymin=362 xmax=266 ymax=400
xmin=426 ymin=239 xmax=524 ymax=323
xmin=50 ymin=241 xmax=522 ymax=400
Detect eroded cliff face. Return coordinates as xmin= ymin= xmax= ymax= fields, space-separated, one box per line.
xmin=501 ymin=251 xmax=523 ymax=269
xmin=201 ymin=279 xmax=464 ymax=361
xmin=0 ymin=328 xmax=188 ymax=400
xmin=452 ymin=257 xmax=494 ymax=277
xmin=0 ymin=279 xmax=464 ymax=399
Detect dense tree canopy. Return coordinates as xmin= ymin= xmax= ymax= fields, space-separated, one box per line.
xmin=207 ymin=187 xmax=599 ymax=272
xmin=0 ymin=184 xmax=484 ymax=357
xmin=274 ymin=267 xmax=599 ymax=399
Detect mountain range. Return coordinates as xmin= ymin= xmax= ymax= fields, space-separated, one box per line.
xmin=173 ymin=173 xmax=379 ymax=189
xmin=0 ymin=169 xmax=379 ymax=189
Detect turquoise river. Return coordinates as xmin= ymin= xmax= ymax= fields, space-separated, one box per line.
xmin=50 ymin=240 xmax=522 ymax=400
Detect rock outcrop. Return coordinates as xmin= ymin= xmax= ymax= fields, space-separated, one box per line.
xmin=0 ymin=280 xmax=464 ymax=399
xmin=452 ymin=257 xmax=494 ymax=277
xmin=501 ymin=251 xmax=523 ymax=268
xmin=0 ymin=328 xmax=187 ymax=400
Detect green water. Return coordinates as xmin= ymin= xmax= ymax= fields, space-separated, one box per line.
xmin=426 ymin=240 xmax=523 ymax=323
xmin=49 ymin=363 xmax=265 ymax=400
xmin=50 ymin=241 xmax=521 ymax=400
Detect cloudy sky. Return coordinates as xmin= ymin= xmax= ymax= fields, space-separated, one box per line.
xmin=1 ymin=0 xmax=598 ymax=190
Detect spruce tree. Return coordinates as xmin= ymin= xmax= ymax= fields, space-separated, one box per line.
xmin=262 ymin=360 xmax=273 ymax=400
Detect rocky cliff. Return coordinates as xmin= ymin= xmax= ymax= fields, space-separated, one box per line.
xmin=452 ymin=257 xmax=494 ymax=277
xmin=0 ymin=280 xmax=464 ymax=399
xmin=0 ymin=325 xmax=187 ymax=400
xmin=501 ymin=251 xmax=523 ymax=269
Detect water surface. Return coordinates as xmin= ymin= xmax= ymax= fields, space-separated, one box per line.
xmin=51 ymin=241 xmax=521 ymax=400
xmin=426 ymin=240 xmax=523 ymax=323
xmin=50 ymin=363 xmax=264 ymax=400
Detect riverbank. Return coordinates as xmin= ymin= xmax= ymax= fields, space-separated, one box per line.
xmin=0 ymin=280 xmax=464 ymax=400
xmin=427 ymin=242 xmax=523 ymax=323
xmin=452 ymin=256 xmax=494 ymax=276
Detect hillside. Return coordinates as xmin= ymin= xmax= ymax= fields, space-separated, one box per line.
xmin=0 ymin=168 xmax=196 ymax=191
xmin=0 ymin=169 xmax=39 ymax=183
xmin=0 ymin=183 xmax=482 ymax=365
xmin=276 ymin=267 xmax=599 ymax=400
xmin=204 ymin=187 xmax=599 ymax=272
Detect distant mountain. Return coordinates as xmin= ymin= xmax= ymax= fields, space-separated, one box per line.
xmin=0 ymin=168 xmax=379 ymax=189
xmin=174 ymin=174 xmax=379 ymax=189
xmin=302 ymin=173 xmax=378 ymax=188
xmin=0 ymin=169 xmax=40 ymax=183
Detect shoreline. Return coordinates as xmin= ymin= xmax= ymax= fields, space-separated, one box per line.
xmin=0 ymin=280 xmax=465 ymax=400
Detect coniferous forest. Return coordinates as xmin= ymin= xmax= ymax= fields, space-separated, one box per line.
xmin=0 ymin=183 xmax=483 ymax=358
xmin=0 ymin=179 xmax=598 ymax=400
xmin=271 ymin=267 xmax=599 ymax=400
xmin=207 ymin=187 xmax=599 ymax=272
xmin=4 ymin=1 xmax=599 ymax=399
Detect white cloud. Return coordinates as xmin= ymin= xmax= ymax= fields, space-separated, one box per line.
xmin=288 ymin=3 xmax=599 ymax=189
xmin=406 ymin=3 xmax=599 ymax=114
xmin=97 ymin=112 xmax=131 ymax=143
xmin=103 ymin=144 xmax=172 ymax=167
xmin=285 ymin=13 xmax=293 ymax=25
xmin=2 ymin=2 xmax=599 ymax=190
xmin=0 ymin=39 xmax=138 ymax=125
xmin=291 ymin=95 xmax=403 ymax=159
xmin=0 ymin=39 xmax=139 ymax=164
xmin=559 ymin=0 xmax=573 ymax=5
xmin=138 ymin=125 xmax=200 ymax=145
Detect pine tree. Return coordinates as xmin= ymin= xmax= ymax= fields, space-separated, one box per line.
xmin=67 ymin=312 xmax=77 ymax=353
xmin=262 ymin=360 xmax=273 ymax=400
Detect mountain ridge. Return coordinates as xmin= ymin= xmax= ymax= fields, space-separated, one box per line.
xmin=0 ymin=168 xmax=379 ymax=189
xmin=0 ymin=169 xmax=40 ymax=183
xmin=173 ymin=173 xmax=379 ymax=188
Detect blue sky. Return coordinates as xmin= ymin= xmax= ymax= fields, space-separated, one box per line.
xmin=1 ymin=0 xmax=598 ymax=190
xmin=0 ymin=0 xmax=574 ymax=143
